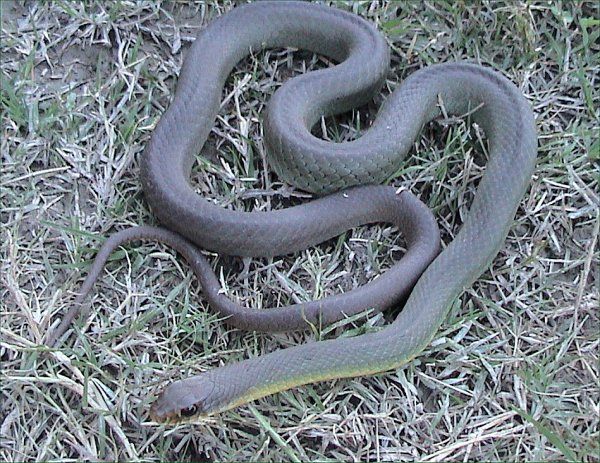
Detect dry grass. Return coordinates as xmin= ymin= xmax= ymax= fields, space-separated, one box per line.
xmin=1 ymin=0 xmax=598 ymax=461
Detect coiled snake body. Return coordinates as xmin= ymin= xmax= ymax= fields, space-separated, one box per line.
xmin=50 ymin=2 xmax=537 ymax=423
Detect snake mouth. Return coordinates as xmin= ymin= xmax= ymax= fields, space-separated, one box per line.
xmin=148 ymin=400 xmax=175 ymax=424
xmin=149 ymin=401 xmax=208 ymax=424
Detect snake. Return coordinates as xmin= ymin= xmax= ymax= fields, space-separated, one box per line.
xmin=48 ymin=1 xmax=537 ymax=424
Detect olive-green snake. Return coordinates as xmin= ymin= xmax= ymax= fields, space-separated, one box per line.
xmin=48 ymin=2 xmax=537 ymax=424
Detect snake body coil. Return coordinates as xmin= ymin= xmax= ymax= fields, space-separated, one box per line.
xmin=51 ymin=1 xmax=537 ymax=423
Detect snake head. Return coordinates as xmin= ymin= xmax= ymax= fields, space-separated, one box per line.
xmin=149 ymin=375 xmax=217 ymax=424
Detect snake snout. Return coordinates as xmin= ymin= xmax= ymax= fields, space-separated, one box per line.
xmin=149 ymin=375 xmax=216 ymax=423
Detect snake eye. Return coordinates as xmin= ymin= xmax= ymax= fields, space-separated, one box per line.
xmin=180 ymin=405 xmax=198 ymax=418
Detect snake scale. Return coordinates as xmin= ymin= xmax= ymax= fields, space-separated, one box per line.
xmin=49 ymin=2 xmax=537 ymax=424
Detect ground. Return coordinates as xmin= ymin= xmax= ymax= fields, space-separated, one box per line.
xmin=1 ymin=0 xmax=598 ymax=461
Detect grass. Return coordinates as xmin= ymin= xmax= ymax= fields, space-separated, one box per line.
xmin=1 ymin=0 xmax=598 ymax=461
